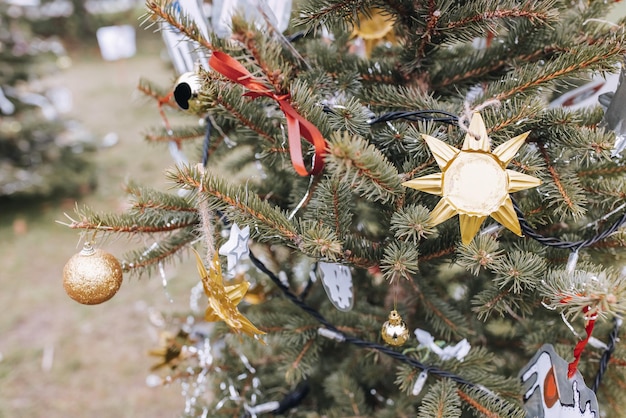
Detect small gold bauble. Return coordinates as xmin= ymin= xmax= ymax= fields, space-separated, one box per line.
xmin=63 ymin=243 xmax=123 ymax=305
xmin=381 ymin=309 xmax=409 ymax=346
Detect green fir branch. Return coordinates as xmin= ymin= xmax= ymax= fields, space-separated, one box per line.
xmin=391 ymin=204 xmax=437 ymax=244
xmin=380 ymin=240 xmax=420 ymax=282
xmin=63 ymin=206 xmax=197 ymax=235
xmin=121 ymin=228 xmax=195 ymax=276
xmin=457 ymin=385 xmax=525 ymax=418
xmin=326 ymin=131 xmax=403 ymax=204
xmin=144 ymin=0 xmax=215 ymax=52
xmin=481 ymin=40 xmax=626 ymax=102
xmin=303 ymin=178 xmax=354 ymax=237
xmin=456 ymin=235 xmax=503 ymax=276
xmin=417 ymin=379 xmax=462 ymax=418
xmin=124 ymin=182 xmax=197 ymax=213
xmin=418 ymin=286 xmax=471 ymax=339
xmin=169 ymin=165 xmax=300 ymax=246
xmin=143 ymin=125 xmax=206 ymax=144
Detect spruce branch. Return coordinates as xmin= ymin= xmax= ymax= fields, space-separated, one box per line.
xmin=418 ymin=245 xmax=457 ymax=262
xmin=361 ymin=84 xmax=444 ymax=112
xmin=144 ymin=0 xmax=216 ymax=52
xmin=137 ymin=77 xmax=176 ymax=106
xmin=302 ymin=178 xmax=354 ymax=237
xmin=170 ymin=165 xmax=300 ymax=246
xmin=445 ymin=5 xmax=556 ymax=31
xmin=416 ymin=286 xmax=471 ymax=339
xmin=326 ymin=131 xmax=403 ymax=204
xmin=282 ymin=337 xmax=318 ymax=385
xmin=391 ymin=204 xmax=437 ymax=244
xmin=456 ymin=235 xmax=503 ymax=276
xmin=417 ymin=379 xmax=462 ymax=418
xmin=124 ymin=182 xmax=197 ymax=214
xmin=578 ymin=164 xmax=626 ymax=179
xmin=541 ymin=268 xmax=626 ymax=320
xmin=295 ymin=0 xmax=369 ymax=31
xmin=432 ymin=46 xmax=565 ymax=90
xmin=492 ymin=251 xmax=547 ymax=294
xmin=457 ymin=385 xmax=525 ymax=418
xmin=144 ymin=125 xmax=206 ymax=144
xmin=323 ymin=371 xmax=371 ymax=417
xmin=298 ymin=220 xmax=344 ymax=261
xmin=121 ymin=228 xmax=194 ymax=275
xmin=380 ymin=240 xmax=420 ymax=282
xmin=538 ymin=145 xmax=587 ymax=219
xmin=483 ymin=40 xmax=626 ymax=102
xmin=473 ymin=286 xmax=511 ymax=320
xmin=62 ymin=208 xmax=197 ymax=235
xmin=205 ymin=82 xmax=278 ymax=145
xmin=229 ymin=16 xmax=292 ymax=93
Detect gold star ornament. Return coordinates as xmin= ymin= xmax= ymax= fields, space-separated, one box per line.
xmin=192 ymin=249 xmax=266 ymax=342
xmin=402 ymin=112 xmax=541 ymax=245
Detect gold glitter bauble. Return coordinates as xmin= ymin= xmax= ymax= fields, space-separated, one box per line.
xmin=381 ymin=309 xmax=410 ymax=346
xmin=63 ymin=243 xmax=123 ymax=305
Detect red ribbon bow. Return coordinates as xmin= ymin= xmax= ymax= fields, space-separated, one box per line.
xmin=559 ymin=300 xmax=597 ymax=379
xmin=209 ymin=51 xmax=327 ymax=176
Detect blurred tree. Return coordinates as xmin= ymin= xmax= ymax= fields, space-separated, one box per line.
xmin=0 ymin=1 xmax=95 ymax=199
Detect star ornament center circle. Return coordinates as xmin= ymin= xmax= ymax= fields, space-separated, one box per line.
xmin=402 ymin=112 xmax=542 ymax=244
xmin=443 ymin=152 xmax=508 ymax=216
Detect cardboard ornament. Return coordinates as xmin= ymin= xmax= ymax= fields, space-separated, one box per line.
xmin=520 ymin=344 xmax=599 ymax=418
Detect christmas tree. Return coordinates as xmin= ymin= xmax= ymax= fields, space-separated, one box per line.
xmin=0 ymin=1 xmax=96 ymax=200
xmin=62 ymin=0 xmax=626 ymax=416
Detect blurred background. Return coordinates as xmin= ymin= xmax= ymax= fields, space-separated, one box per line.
xmin=2 ymin=1 xmax=626 ymax=417
xmin=0 ymin=0 xmax=199 ymax=416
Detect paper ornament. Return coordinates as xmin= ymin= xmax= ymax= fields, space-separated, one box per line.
xmin=318 ymin=262 xmax=354 ymax=311
xmin=218 ymin=224 xmax=250 ymax=275
xmin=351 ymin=7 xmax=396 ymax=58
xmin=414 ymin=328 xmax=471 ymax=361
xmin=402 ymin=112 xmax=542 ymax=244
xmin=520 ymin=344 xmax=599 ymax=418
xmin=193 ymin=249 xmax=265 ymax=340
xmin=161 ymin=0 xmax=210 ymax=75
xmin=211 ymin=0 xmax=292 ymax=38
xmin=96 ymin=25 xmax=136 ymax=61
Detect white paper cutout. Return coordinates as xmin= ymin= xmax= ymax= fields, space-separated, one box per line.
xmin=96 ymin=25 xmax=136 ymax=61
xmin=520 ymin=344 xmax=599 ymax=418
xmin=318 ymin=262 xmax=353 ymax=311
xmin=548 ymin=72 xmax=619 ymax=111
xmin=212 ymin=0 xmax=292 ymax=38
xmin=218 ymin=224 xmax=250 ymax=275
xmin=612 ymin=135 xmax=626 ymax=158
xmin=0 ymin=87 xmax=15 ymax=115
xmin=161 ymin=0 xmax=210 ymax=75
xmin=414 ymin=329 xmax=471 ymax=362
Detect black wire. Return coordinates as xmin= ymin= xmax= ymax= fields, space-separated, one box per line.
xmin=274 ymin=380 xmax=310 ymax=414
xmin=512 ymin=198 xmax=626 ymax=251
xmin=201 ymin=116 xmax=212 ymax=168
xmin=592 ymin=317 xmax=622 ymax=393
xmin=321 ymin=106 xmax=459 ymax=126
xmin=368 ymin=110 xmax=459 ymax=126
xmin=248 ymin=250 xmax=475 ymax=388
xmin=286 ymin=31 xmax=306 ymax=43
xmin=299 ymin=263 xmax=316 ymax=300
xmin=206 ymin=106 xmax=625 ymax=406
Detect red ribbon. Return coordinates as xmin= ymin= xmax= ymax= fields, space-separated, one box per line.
xmin=209 ymin=51 xmax=327 ymax=176
xmin=566 ymin=306 xmax=596 ymax=378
